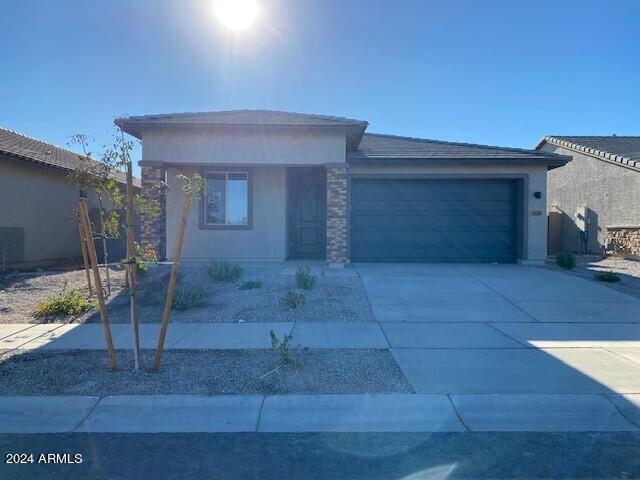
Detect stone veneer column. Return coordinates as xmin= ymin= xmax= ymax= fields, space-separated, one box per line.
xmin=140 ymin=164 xmax=167 ymax=260
xmin=326 ymin=164 xmax=348 ymax=266
xmin=606 ymin=226 xmax=640 ymax=257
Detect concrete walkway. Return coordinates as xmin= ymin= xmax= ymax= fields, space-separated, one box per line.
xmin=355 ymin=263 xmax=640 ymax=396
xmin=0 ymin=322 xmax=389 ymax=350
xmin=1 ymin=393 xmax=637 ymax=433
xmin=4 ymin=320 xmax=639 ymax=351
xmin=356 ymin=263 xmax=640 ymax=324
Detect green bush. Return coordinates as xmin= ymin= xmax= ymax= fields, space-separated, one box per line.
xmin=556 ymin=251 xmax=576 ymax=270
xmin=280 ymin=290 xmax=305 ymax=311
xmin=207 ymin=261 xmax=242 ymax=282
xmin=239 ymin=280 xmax=262 ymax=290
xmin=138 ymin=288 xmax=164 ymax=306
xmin=34 ymin=286 xmax=96 ymax=317
xmin=295 ymin=266 xmax=317 ymax=290
xmin=595 ymin=272 xmax=621 ymax=283
xmin=172 ymin=284 xmax=207 ymax=311
xmin=136 ymin=261 xmax=149 ymax=277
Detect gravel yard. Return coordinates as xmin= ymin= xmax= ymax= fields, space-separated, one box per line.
xmin=0 ymin=349 xmax=412 ymax=395
xmin=0 ymin=263 xmax=374 ymax=324
xmin=548 ymin=256 xmax=640 ymax=299
xmin=0 ymin=266 xmax=127 ymax=324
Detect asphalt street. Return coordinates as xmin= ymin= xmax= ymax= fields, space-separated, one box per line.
xmin=1 ymin=432 xmax=639 ymax=479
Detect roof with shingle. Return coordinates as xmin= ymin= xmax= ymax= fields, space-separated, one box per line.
xmin=116 ymin=110 xmax=369 ymax=150
xmin=537 ymin=136 xmax=640 ymax=170
xmin=0 ymin=127 xmax=138 ymax=186
xmin=349 ymin=133 xmax=569 ymax=165
xmin=117 ymin=110 xmax=569 ymax=166
xmin=117 ymin=110 xmax=368 ymax=127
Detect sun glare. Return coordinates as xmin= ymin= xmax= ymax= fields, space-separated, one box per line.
xmin=213 ymin=0 xmax=259 ymax=31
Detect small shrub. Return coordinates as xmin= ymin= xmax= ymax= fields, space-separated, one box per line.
xmin=280 ymin=290 xmax=305 ymax=311
xmin=556 ymin=251 xmax=576 ymax=270
xmin=138 ymin=288 xmax=165 ymax=306
xmin=172 ymin=284 xmax=207 ymax=311
xmin=136 ymin=261 xmax=149 ymax=276
xmin=595 ymin=271 xmax=621 ymax=283
xmin=239 ymin=280 xmax=262 ymax=290
xmin=270 ymin=330 xmax=295 ymax=366
xmin=207 ymin=261 xmax=242 ymax=282
xmin=34 ymin=285 xmax=96 ymax=317
xmin=295 ymin=266 xmax=316 ymax=290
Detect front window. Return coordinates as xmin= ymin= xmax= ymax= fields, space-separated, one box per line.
xmin=204 ymin=172 xmax=249 ymax=226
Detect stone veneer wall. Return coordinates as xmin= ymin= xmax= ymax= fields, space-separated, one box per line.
xmin=606 ymin=227 xmax=640 ymax=257
xmin=140 ymin=165 xmax=167 ymax=260
xmin=326 ymin=164 xmax=348 ymax=265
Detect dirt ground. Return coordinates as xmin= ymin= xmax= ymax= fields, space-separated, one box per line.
xmin=0 ymin=263 xmax=375 ymax=324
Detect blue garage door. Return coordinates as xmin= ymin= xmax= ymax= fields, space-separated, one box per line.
xmin=350 ymin=179 xmax=517 ymax=263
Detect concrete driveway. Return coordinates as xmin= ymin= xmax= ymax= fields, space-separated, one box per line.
xmin=355 ymin=263 xmax=640 ymax=401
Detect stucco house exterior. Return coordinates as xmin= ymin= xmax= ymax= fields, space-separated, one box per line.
xmin=117 ymin=110 xmax=570 ymax=266
xmin=0 ymin=127 xmax=138 ymax=270
xmin=537 ymin=136 xmax=640 ymax=257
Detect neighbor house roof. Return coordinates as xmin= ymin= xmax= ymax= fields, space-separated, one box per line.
xmin=536 ymin=136 xmax=640 ymax=170
xmin=0 ymin=127 xmax=138 ymax=186
xmin=348 ymin=133 xmax=570 ymax=167
xmin=116 ymin=110 xmax=369 ymax=151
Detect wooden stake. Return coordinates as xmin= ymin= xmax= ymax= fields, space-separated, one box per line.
xmin=153 ymin=195 xmax=191 ymax=371
xmin=102 ymin=235 xmax=111 ymax=297
xmin=78 ymin=217 xmax=93 ymax=296
xmin=79 ymin=200 xmax=118 ymax=370
xmin=125 ymin=159 xmax=140 ymax=371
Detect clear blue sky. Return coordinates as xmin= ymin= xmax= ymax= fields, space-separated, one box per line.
xmin=1 ymin=0 xmax=639 ymax=176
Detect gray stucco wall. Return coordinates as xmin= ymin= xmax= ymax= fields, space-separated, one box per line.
xmin=542 ymin=143 xmax=640 ymax=254
xmin=143 ymin=129 xmax=346 ymax=166
xmin=162 ymin=161 xmax=550 ymax=263
xmin=165 ymin=165 xmax=287 ymax=262
xmin=0 ymin=155 xmax=103 ymax=268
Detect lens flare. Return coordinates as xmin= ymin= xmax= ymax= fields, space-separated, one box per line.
xmin=213 ymin=0 xmax=259 ymax=31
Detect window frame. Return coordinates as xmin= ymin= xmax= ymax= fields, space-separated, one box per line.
xmin=199 ymin=167 xmax=253 ymax=230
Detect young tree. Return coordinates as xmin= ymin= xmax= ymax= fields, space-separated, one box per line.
xmin=67 ymin=134 xmax=124 ymax=297
xmin=153 ymin=173 xmax=204 ymax=371
xmin=70 ymin=129 xmax=165 ymax=370
xmin=103 ymin=128 xmax=166 ymax=371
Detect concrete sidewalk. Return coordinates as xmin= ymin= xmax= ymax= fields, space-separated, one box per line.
xmin=0 ymin=393 xmax=637 ymax=433
xmin=0 ymin=322 xmax=388 ymax=350
xmin=5 ymin=321 xmax=639 ymax=351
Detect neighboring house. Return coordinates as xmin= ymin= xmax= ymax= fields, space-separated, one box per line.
xmin=536 ymin=136 xmax=640 ymax=257
xmin=0 ymin=127 xmax=139 ymax=270
xmin=117 ymin=110 xmax=569 ymax=266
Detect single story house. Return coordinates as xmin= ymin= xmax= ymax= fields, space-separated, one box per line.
xmin=117 ymin=110 xmax=570 ymax=266
xmin=536 ymin=136 xmax=640 ymax=257
xmin=0 ymin=127 xmax=139 ymax=270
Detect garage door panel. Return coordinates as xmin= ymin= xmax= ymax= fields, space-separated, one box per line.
xmin=354 ymin=247 xmax=515 ymax=263
xmin=351 ymin=200 xmax=514 ymax=214
xmin=353 ymin=232 xmax=515 ymax=247
xmin=350 ymin=179 xmax=517 ymax=263
xmin=352 ymin=181 xmax=514 ymax=201
xmin=352 ymin=215 xmax=514 ymax=231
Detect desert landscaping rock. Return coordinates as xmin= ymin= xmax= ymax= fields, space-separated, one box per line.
xmin=0 ymin=348 xmax=413 ymax=396
xmin=0 ymin=264 xmax=375 ymax=324
xmin=0 ymin=266 xmax=126 ymax=324
xmin=548 ymin=257 xmax=640 ymax=300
